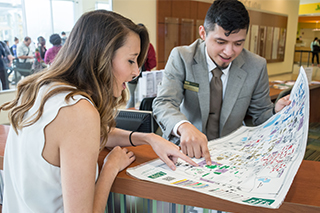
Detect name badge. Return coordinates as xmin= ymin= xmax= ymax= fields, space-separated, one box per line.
xmin=183 ymin=81 xmax=199 ymax=92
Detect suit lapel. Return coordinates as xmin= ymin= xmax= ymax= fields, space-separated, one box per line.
xmin=193 ymin=41 xmax=210 ymax=131
xmin=220 ymin=52 xmax=247 ymax=129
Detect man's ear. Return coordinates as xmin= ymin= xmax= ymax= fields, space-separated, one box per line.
xmin=199 ymin=25 xmax=206 ymax=41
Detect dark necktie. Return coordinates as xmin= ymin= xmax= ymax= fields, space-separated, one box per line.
xmin=206 ymin=67 xmax=223 ymax=140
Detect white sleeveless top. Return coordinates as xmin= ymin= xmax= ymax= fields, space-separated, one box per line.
xmin=3 ymin=84 xmax=98 ymax=212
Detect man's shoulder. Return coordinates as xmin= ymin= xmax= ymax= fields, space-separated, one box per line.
xmin=232 ymin=49 xmax=267 ymax=74
xmin=174 ymin=39 xmax=203 ymax=53
xmin=17 ymin=43 xmax=25 ymax=49
xmin=240 ymin=48 xmax=266 ymax=63
xmin=171 ymin=39 xmax=204 ymax=61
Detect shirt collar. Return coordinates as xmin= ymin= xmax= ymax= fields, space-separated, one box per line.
xmin=205 ymin=46 xmax=231 ymax=76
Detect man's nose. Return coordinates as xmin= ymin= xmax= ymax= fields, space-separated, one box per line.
xmin=223 ymin=44 xmax=234 ymax=56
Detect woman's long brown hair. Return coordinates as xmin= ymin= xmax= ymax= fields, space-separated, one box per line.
xmin=0 ymin=10 xmax=149 ymax=150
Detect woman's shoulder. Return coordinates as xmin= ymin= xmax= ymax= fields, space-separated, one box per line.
xmin=55 ymin=99 xmax=100 ymax=132
xmin=39 ymin=83 xmax=95 ymax=110
xmin=69 ymin=99 xmax=98 ymax=118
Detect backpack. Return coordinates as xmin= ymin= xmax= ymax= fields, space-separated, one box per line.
xmin=10 ymin=46 xmax=14 ymax=56
xmin=313 ymin=42 xmax=320 ymax=52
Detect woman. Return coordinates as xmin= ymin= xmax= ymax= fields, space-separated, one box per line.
xmin=44 ymin=33 xmax=62 ymax=65
xmin=0 ymin=10 xmax=196 ymax=212
xmin=310 ymin=37 xmax=320 ymax=67
xmin=37 ymin=36 xmax=47 ymax=60
xmin=126 ymin=23 xmax=157 ymax=108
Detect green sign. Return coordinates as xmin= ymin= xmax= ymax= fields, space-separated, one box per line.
xmin=148 ymin=171 xmax=166 ymax=179
xmin=243 ymin=197 xmax=275 ymax=206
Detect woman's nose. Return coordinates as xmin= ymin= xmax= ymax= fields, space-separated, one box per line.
xmin=131 ymin=65 xmax=141 ymax=80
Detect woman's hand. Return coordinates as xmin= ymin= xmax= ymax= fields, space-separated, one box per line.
xmin=96 ymin=146 xmax=135 ymax=213
xmin=103 ymin=146 xmax=135 ymax=173
xmin=146 ymin=133 xmax=198 ymax=170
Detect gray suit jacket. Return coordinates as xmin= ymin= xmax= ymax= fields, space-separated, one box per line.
xmin=153 ymin=39 xmax=274 ymax=142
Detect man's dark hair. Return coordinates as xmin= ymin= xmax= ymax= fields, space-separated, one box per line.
xmin=14 ymin=37 xmax=19 ymax=42
xmin=49 ymin=34 xmax=62 ymax=46
xmin=61 ymin=31 xmax=66 ymax=35
xmin=204 ymin=0 xmax=250 ymax=36
xmin=24 ymin=36 xmax=31 ymax=42
xmin=37 ymin=36 xmax=45 ymax=43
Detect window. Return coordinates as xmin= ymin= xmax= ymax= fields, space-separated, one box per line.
xmin=24 ymin=0 xmax=52 ymax=48
xmin=0 ymin=0 xmax=24 ymax=47
xmin=95 ymin=1 xmax=112 ymax=11
xmin=51 ymin=0 xmax=74 ymax=36
xmin=24 ymin=0 xmax=75 ymax=49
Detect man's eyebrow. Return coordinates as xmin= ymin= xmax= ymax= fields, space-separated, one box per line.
xmin=216 ymin=38 xmax=246 ymax=42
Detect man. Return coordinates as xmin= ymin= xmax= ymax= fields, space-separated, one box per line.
xmin=0 ymin=40 xmax=14 ymax=89
xmin=17 ymin=36 xmax=34 ymax=63
xmin=153 ymin=0 xmax=290 ymax=165
xmin=0 ymin=40 xmax=14 ymax=67
xmin=10 ymin=37 xmax=19 ymax=57
xmin=0 ymin=40 xmax=8 ymax=89
xmin=61 ymin=31 xmax=67 ymax=46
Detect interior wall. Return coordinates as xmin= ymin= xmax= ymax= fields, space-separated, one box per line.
xmin=243 ymin=0 xmax=300 ymax=75
xmin=78 ymin=0 xmax=157 ymax=52
xmin=113 ymin=0 xmax=157 ymax=52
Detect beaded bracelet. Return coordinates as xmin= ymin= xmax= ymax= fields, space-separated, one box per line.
xmin=129 ymin=131 xmax=136 ymax=147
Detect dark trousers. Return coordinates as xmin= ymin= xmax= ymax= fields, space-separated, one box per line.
xmin=0 ymin=68 xmax=9 ymax=90
xmin=312 ymin=52 xmax=319 ymax=64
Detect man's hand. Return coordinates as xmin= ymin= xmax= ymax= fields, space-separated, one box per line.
xmin=177 ymin=122 xmax=212 ymax=165
xmin=275 ymin=94 xmax=291 ymax=113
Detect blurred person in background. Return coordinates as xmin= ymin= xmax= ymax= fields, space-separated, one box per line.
xmin=61 ymin=31 xmax=67 ymax=46
xmin=10 ymin=37 xmax=19 ymax=57
xmin=37 ymin=36 xmax=47 ymax=61
xmin=1 ymin=40 xmax=14 ymax=68
xmin=0 ymin=41 xmax=8 ymax=89
xmin=310 ymin=37 xmax=320 ymax=67
xmin=44 ymin=34 xmax=62 ymax=65
xmin=17 ymin=36 xmax=34 ymax=63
